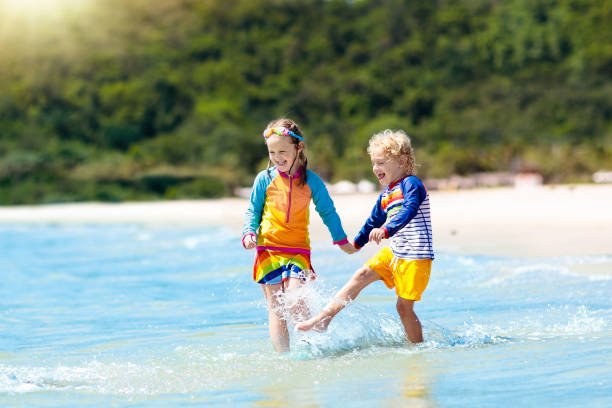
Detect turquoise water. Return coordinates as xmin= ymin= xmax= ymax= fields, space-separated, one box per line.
xmin=1 ymin=224 xmax=610 ymax=407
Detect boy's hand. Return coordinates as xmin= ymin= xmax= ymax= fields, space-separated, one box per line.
xmin=339 ymin=242 xmax=358 ymax=254
xmin=369 ymin=228 xmax=386 ymax=244
xmin=243 ymin=234 xmax=256 ymax=249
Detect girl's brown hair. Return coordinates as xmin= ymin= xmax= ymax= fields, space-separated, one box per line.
xmin=264 ymin=118 xmax=308 ymax=186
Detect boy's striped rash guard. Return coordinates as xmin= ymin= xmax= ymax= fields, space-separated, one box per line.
xmin=242 ymin=168 xmax=348 ymax=254
xmin=354 ymin=175 xmax=434 ymax=260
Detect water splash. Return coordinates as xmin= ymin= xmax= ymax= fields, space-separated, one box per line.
xmin=291 ymin=302 xmax=406 ymax=358
xmin=287 ymin=282 xmax=513 ymax=358
xmin=423 ymin=321 xmax=511 ymax=348
xmin=513 ymin=305 xmax=609 ymax=340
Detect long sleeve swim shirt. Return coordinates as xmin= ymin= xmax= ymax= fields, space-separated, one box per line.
xmin=242 ymin=168 xmax=348 ymax=253
xmin=354 ymin=175 xmax=434 ymax=260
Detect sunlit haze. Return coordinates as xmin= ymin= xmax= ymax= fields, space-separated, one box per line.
xmin=1 ymin=0 xmax=91 ymax=29
xmin=2 ymin=0 xmax=80 ymax=15
xmin=0 ymin=0 xmax=95 ymax=60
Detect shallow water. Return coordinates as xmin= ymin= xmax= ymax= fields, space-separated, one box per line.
xmin=1 ymin=224 xmax=610 ymax=407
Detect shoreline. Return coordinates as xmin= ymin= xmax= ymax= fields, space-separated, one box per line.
xmin=1 ymin=184 xmax=611 ymax=275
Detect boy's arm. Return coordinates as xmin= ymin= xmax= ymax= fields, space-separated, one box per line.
xmin=242 ymin=171 xmax=270 ymax=247
xmin=308 ymin=171 xmax=348 ymax=245
xmin=381 ymin=177 xmax=426 ymax=238
xmin=353 ymin=194 xmax=386 ymax=249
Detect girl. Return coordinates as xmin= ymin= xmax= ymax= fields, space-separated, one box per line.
xmin=242 ymin=118 xmax=356 ymax=352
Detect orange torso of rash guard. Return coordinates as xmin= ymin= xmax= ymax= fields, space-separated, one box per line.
xmin=258 ymin=171 xmax=312 ymax=250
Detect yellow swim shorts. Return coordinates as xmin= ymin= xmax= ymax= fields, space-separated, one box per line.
xmin=366 ymin=246 xmax=432 ymax=301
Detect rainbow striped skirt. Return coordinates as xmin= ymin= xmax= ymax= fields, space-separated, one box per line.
xmin=253 ymin=249 xmax=314 ymax=284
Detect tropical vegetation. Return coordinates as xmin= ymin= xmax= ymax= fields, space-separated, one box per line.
xmin=1 ymin=0 xmax=611 ymax=203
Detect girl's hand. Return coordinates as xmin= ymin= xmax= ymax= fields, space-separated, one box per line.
xmin=369 ymin=228 xmax=386 ymax=245
xmin=242 ymin=234 xmax=257 ymax=250
xmin=339 ymin=242 xmax=358 ymax=254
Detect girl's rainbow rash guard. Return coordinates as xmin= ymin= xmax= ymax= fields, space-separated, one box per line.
xmin=243 ymin=168 xmax=348 ymax=254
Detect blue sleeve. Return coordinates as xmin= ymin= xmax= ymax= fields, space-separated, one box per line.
xmin=384 ymin=176 xmax=426 ymax=237
xmin=307 ymin=170 xmax=347 ymax=243
xmin=353 ymin=194 xmax=387 ymax=248
xmin=242 ymin=170 xmax=271 ymax=237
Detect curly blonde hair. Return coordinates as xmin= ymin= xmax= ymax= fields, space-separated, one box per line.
xmin=367 ymin=129 xmax=416 ymax=174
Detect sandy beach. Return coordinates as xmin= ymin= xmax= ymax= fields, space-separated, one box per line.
xmin=1 ymin=184 xmax=611 ymax=275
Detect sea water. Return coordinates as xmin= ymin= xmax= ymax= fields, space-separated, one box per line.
xmin=0 ymin=224 xmax=610 ymax=407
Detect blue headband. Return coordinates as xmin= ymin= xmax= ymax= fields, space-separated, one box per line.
xmin=262 ymin=127 xmax=304 ymax=141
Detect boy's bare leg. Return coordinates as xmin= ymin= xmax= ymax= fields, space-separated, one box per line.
xmin=396 ymin=297 xmax=423 ymax=343
xmin=262 ymin=283 xmax=289 ymax=352
xmin=295 ymin=266 xmax=381 ymax=332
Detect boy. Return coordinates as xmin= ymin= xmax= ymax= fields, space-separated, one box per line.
xmin=296 ymin=129 xmax=433 ymax=343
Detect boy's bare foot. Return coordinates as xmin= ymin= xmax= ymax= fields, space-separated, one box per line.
xmin=295 ymin=316 xmax=331 ymax=332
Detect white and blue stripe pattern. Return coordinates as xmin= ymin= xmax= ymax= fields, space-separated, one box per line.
xmin=381 ymin=177 xmax=434 ymax=260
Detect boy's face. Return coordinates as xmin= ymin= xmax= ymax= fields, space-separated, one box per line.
xmin=370 ymin=148 xmax=407 ymax=186
xmin=266 ymin=134 xmax=302 ymax=174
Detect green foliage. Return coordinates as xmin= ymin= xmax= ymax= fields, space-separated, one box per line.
xmin=1 ymin=0 xmax=611 ymax=204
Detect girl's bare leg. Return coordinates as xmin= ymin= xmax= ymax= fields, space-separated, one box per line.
xmin=261 ymin=283 xmax=289 ymax=352
xmin=295 ymin=266 xmax=381 ymax=332
xmin=283 ymin=277 xmax=309 ymax=323
xmin=396 ymin=297 xmax=423 ymax=343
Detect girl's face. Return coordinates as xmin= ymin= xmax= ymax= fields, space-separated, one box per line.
xmin=370 ymin=147 xmax=408 ymax=186
xmin=266 ymin=134 xmax=302 ymax=174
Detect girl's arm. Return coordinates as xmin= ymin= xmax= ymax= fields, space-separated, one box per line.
xmin=242 ymin=171 xmax=270 ymax=249
xmin=307 ymin=170 xmax=348 ymax=245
